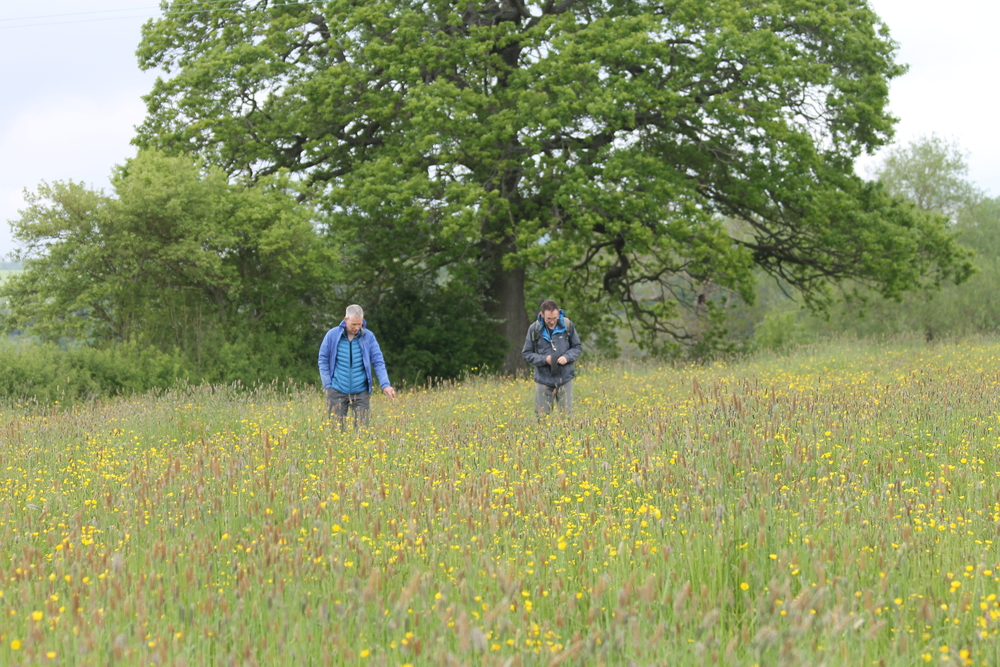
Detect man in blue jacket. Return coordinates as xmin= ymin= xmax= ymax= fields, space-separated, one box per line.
xmin=522 ymin=299 xmax=582 ymax=417
xmin=318 ymin=304 xmax=396 ymax=427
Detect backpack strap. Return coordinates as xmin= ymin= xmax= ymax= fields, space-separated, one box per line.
xmin=532 ymin=317 xmax=574 ymax=345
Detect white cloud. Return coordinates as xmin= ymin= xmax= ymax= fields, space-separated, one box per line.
xmin=0 ymin=187 xmax=26 ymax=259
xmin=0 ymin=92 xmax=145 ymax=188
xmin=862 ymin=0 xmax=1000 ymax=194
xmin=0 ymin=91 xmax=147 ymax=258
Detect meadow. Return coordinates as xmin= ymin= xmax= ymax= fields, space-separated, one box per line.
xmin=3 ymin=336 xmax=1000 ymax=666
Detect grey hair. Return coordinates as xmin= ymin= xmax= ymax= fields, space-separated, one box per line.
xmin=345 ymin=304 xmax=364 ymax=320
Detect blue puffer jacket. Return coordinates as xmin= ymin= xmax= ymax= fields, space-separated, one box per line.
xmin=318 ymin=319 xmax=392 ymax=392
xmin=332 ymin=336 xmax=369 ymax=394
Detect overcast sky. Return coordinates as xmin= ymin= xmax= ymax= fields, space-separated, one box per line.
xmin=1 ymin=0 xmax=997 ymax=259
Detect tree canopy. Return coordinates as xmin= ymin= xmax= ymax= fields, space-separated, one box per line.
xmin=870 ymin=134 xmax=983 ymax=219
xmin=135 ymin=0 xmax=972 ymax=367
xmin=1 ymin=150 xmax=339 ymax=382
xmin=789 ymin=136 xmax=998 ymax=341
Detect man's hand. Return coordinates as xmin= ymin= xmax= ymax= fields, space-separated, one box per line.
xmin=383 ymin=386 xmax=397 ymax=399
xmin=545 ymin=355 xmax=552 ymax=365
xmin=557 ymin=356 xmax=568 ymax=365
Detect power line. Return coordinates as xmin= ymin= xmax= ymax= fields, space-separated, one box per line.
xmin=0 ymin=14 xmax=153 ymax=29
xmin=0 ymin=14 xmax=151 ymax=29
xmin=0 ymin=0 xmax=269 ymax=23
xmin=0 ymin=1 xmax=324 ymax=30
xmin=0 ymin=6 xmax=160 ymax=22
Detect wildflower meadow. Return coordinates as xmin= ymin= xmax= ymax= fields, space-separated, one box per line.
xmin=4 ymin=336 xmax=1000 ymax=666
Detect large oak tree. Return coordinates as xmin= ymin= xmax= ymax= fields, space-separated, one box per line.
xmin=136 ymin=0 xmax=971 ymax=370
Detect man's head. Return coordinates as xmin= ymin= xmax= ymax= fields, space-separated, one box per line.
xmin=539 ymin=299 xmax=560 ymax=328
xmin=344 ymin=304 xmax=364 ymax=336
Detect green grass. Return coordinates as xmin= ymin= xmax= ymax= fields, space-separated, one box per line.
xmin=3 ymin=335 xmax=1000 ymax=665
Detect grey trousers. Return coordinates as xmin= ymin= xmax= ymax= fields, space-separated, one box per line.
xmin=535 ymin=381 xmax=573 ymax=417
xmin=326 ymin=388 xmax=371 ymax=428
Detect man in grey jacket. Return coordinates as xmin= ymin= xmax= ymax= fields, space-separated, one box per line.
xmin=522 ymin=299 xmax=583 ymax=417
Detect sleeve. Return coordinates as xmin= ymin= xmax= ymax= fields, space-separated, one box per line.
xmin=563 ymin=320 xmax=583 ymax=363
xmin=522 ymin=323 xmax=549 ymax=367
xmin=368 ymin=333 xmax=392 ymax=389
xmin=318 ymin=331 xmax=333 ymax=389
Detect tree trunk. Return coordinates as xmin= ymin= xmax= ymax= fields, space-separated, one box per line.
xmin=488 ymin=263 xmax=528 ymax=375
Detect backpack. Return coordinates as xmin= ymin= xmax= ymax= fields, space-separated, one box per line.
xmin=530 ymin=318 xmax=575 ymax=346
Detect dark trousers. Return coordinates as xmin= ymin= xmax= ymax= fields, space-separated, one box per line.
xmin=326 ymin=388 xmax=371 ymax=428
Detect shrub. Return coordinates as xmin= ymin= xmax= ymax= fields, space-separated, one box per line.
xmin=0 ymin=341 xmax=187 ymax=403
xmin=365 ymin=280 xmax=506 ymax=387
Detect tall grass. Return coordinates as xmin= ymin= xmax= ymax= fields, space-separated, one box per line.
xmin=2 ymin=336 xmax=1000 ymax=665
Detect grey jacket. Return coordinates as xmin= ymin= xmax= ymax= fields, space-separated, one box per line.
xmin=521 ymin=314 xmax=582 ymax=386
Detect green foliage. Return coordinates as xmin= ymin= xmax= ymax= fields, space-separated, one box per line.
xmin=1 ymin=150 xmax=339 ymax=383
xmin=752 ymin=309 xmax=809 ymax=351
xmin=870 ymin=134 xmax=983 ymax=217
xmin=808 ymin=198 xmax=1000 ymax=340
xmin=728 ymin=136 xmax=994 ymax=346
xmin=809 ymin=136 xmax=997 ymax=339
xmin=0 ymin=340 xmax=184 ymax=403
xmin=365 ymin=280 xmax=507 ymax=387
xmin=134 ymin=0 xmax=970 ymax=364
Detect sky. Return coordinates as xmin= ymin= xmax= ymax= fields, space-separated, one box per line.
xmin=1 ymin=0 xmax=998 ymax=260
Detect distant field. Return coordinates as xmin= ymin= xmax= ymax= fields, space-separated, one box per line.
xmin=3 ymin=337 xmax=1000 ymax=665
